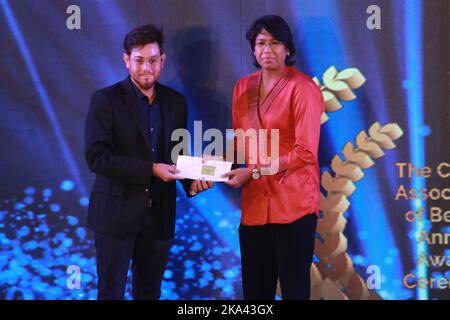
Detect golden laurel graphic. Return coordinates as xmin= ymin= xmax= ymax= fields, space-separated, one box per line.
xmin=276 ymin=66 xmax=404 ymax=300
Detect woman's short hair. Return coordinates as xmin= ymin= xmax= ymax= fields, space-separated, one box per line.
xmin=123 ymin=24 xmax=164 ymax=55
xmin=246 ymin=15 xmax=296 ymax=68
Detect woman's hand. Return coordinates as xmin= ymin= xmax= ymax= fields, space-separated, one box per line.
xmin=222 ymin=167 xmax=253 ymax=188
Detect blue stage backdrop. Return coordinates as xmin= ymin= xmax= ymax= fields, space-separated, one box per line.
xmin=0 ymin=0 xmax=448 ymax=300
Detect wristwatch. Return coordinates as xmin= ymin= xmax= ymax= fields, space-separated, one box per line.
xmin=251 ymin=167 xmax=261 ymax=180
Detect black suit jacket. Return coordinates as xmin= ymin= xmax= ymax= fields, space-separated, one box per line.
xmin=85 ymin=77 xmax=192 ymax=239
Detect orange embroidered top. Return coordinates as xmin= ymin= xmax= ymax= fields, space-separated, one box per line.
xmin=232 ymin=66 xmax=324 ymax=226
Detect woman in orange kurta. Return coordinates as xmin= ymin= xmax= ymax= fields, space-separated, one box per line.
xmin=223 ymin=15 xmax=324 ymax=300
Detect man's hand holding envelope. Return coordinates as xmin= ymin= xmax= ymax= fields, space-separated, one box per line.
xmin=176 ymin=155 xmax=233 ymax=196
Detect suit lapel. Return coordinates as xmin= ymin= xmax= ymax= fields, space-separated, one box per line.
xmin=246 ymin=71 xmax=263 ymax=130
xmin=259 ymin=67 xmax=292 ymax=117
xmin=155 ymin=83 xmax=173 ymax=162
xmin=119 ymin=78 xmax=151 ymax=150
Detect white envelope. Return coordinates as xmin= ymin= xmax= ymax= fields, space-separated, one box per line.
xmin=176 ymin=155 xmax=232 ymax=182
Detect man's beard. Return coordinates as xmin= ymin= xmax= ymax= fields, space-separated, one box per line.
xmin=133 ymin=74 xmax=154 ymax=90
xmin=138 ymin=80 xmax=152 ymax=90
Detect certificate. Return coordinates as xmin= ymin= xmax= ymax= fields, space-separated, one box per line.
xmin=176 ymin=155 xmax=232 ymax=182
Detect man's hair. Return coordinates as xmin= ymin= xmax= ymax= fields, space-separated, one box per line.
xmin=123 ymin=24 xmax=164 ymax=55
xmin=245 ymin=15 xmax=296 ymax=68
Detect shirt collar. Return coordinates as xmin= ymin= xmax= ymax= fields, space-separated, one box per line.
xmin=129 ymin=76 xmax=158 ymax=104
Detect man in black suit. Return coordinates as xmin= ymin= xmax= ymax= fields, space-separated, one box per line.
xmin=84 ymin=24 xmax=212 ymax=300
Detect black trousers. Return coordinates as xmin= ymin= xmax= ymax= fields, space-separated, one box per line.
xmin=238 ymin=213 xmax=317 ymax=300
xmin=94 ymin=212 xmax=171 ymax=300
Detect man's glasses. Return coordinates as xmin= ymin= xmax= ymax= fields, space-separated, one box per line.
xmin=132 ymin=56 xmax=162 ymax=67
